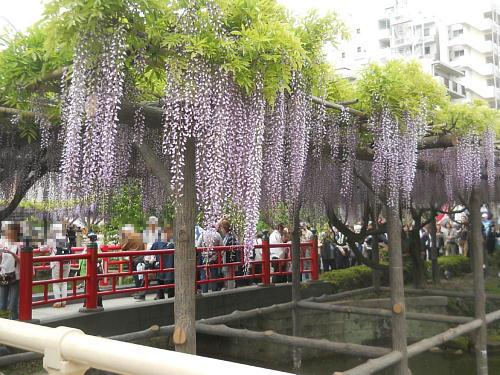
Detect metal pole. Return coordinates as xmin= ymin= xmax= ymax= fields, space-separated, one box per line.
xmin=19 ymin=246 xmax=33 ymax=321
xmin=79 ymin=241 xmax=102 ymax=312
xmin=310 ymin=230 xmax=319 ymax=281
xmin=261 ymin=231 xmax=271 ymax=285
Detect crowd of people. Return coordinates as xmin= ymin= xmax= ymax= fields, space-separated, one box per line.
xmin=0 ymin=207 xmax=498 ymax=319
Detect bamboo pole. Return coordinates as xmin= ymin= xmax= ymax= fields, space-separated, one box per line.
xmin=469 ymin=187 xmax=488 ymax=375
xmin=195 ymin=323 xmax=390 ymax=358
xmin=380 ymin=287 xmax=500 ymax=301
xmin=291 ymin=201 xmax=302 ymax=371
xmin=298 ymin=301 xmax=473 ymax=324
xmin=198 ymin=302 xmax=296 ymax=326
xmin=174 ymin=137 xmax=197 ymax=354
xmin=333 ymin=351 xmax=403 ymax=375
xmin=406 ymin=319 xmax=482 ymax=358
xmin=307 ymin=287 xmax=376 ymax=303
xmin=336 ymin=318 xmax=484 ymax=375
xmin=386 ymin=205 xmax=409 ymax=375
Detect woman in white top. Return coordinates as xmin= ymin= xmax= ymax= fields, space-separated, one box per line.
xmin=0 ymin=222 xmax=22 ymax=319
xmin=44 ymin=224 xmax=71 ymax=308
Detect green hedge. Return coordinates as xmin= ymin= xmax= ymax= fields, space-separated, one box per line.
xmin=319 ymin=266 xmax=374 ymax=292
xmin=320 ymin=256 xmax=471 ymax=291
xmin=436 ymin=255 xmax=471 ymax=277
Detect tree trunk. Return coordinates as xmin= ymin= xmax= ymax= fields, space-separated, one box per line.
xmin=470 ymin=188 xmax=488 ymax=375
xmin=174 ymin=138 xmax=197 ymax=354
xmin=407 ymin=229 xmax=425 ymax=289
xmin=387 ymin=205 xmax=409 ymax=375
xmin=291 ymin=200 xmax=302 ymax=371
xmin=429 ymin=215 xmax=439 ymax=284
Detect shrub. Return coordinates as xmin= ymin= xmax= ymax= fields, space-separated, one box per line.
xmin=436 ymin=256 xmax=471 ymax=277
xmin=320 ymin=266 xmax=374 ymax=292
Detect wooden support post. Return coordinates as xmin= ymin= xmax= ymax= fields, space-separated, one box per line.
xmin=386 ymin=205 xmax=409 ymax=375
xmin=429 ymin=215 xmax=439 ymax=284
xmin=372 ymin=236 xmax=381 ymax=291
xmin=291 ymin=201 xmax=302 ymax=371
xmin=470 ymin=188 xmax=488 ymax=375
xmin=174 ymin=137 xmax=197 ymax=354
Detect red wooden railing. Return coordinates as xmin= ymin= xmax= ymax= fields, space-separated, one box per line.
xmin=18 ymin=236 xmax=318 ymax=321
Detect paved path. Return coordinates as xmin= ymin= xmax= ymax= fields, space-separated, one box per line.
xmin=32 ymin=293 xmax=174 ymax=323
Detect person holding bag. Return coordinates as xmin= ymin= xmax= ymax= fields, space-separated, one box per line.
xmin=0 ymin=222 xmax=22 ymax=320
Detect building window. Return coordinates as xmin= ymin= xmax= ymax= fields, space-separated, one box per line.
xmin=452 ymin=29 xmax=463 ymax=37
xmin=461 ymin=86 xmax=466 ymax=96
xmin=444 ymin=77 xmax=450 ymax=87
xmin=487 ymin=78 xmax=494 ymax=86
xmin=454 ymin=49 xmax=465 ymax=58
xmin=424 ymin=28 xmax=430 ymax=36
xmin=484 ymin=11 xmax=492 ymax=20
xmin=486 ymin=55 xmax=494 ymax=64
xmin=357 ymin=46 xmax=362 ymax=52
xmin=425 ymin=46 xmax=431 ymax=55
xmin=485 ymin=33 xmax=492 ymax=41
xmin=379 ymin=19 xmax=390 ymax=29
xmin=452 ymin=82 xmax=458 ymax=92
xmin=356 ymin=28 xmax=361 ymax=34
xmin=342 ymin=52 xmax=346 ymax=58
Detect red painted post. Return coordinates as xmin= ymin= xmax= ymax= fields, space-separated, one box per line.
xmin=79 ymin=240 xmax=103 ymax=312
xmin=19 ymin=246 xmax=33 ymax=321
xmin=261 ymin=231 xmax=271 ymax=285
xmin=310 ymin=230 xmax=319 ymax=281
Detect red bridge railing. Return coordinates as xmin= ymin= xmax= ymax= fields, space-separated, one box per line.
xmin=18 ymin=236 xmax=318 ymax=321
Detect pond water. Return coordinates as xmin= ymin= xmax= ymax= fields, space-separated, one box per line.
xmin=218 ymin=351 xmax=500 ymax=375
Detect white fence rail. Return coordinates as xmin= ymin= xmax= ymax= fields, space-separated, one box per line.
xmin=0 ymin=318 xmax=291 ymax=375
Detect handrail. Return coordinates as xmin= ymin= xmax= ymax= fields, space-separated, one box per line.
xmin=20 ymin=238 xmax=319 ymax=321
xmin=0 ymin=318 xmax=291 ymax=375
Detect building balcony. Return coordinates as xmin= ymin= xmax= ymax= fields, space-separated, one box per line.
xmin=434 ymin=75 xmax=466 ymax=99
xmin=449 ymin=56 xmax=499 ymax=76
xmin=448 ymin=35 xmax=493 ymax=54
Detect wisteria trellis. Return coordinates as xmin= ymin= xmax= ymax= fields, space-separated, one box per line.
xmin=50 ymin=0 xmax=499 ymax=275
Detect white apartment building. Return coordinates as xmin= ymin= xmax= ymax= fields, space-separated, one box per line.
xmin=334 ymin=0 xmax=500 ymax=108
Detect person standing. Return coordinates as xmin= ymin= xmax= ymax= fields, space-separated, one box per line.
xmin=197 ymin=226 xmax=223 ymax=293
xmin=151 ymin=225 xmax=175 ymax=300
xmin=121 ymin=225 xmax=146 ymax=301
xmin=44 ymin=224 xmax=71 ymax=308
xmin=269 ymin=223 xmax=286 ymax=283
xmin=445 ymin=222 xmax=458 ymax=256
xmin=0 ymin=222 xmax=22 ymax=320
xmin=219 ymin=219 xmax=240 ymax=289
xmin=320 ymin=228 xmax=336 ymax=272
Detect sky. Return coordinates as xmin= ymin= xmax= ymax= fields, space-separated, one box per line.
xmin=0 ymin=0 xmax=497 ymax=37
xmin=1 ymin=0 xmax=492 ymax=33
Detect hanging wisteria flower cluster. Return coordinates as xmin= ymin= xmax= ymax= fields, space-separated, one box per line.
xmin=31 ymin=97 xmax=52 ymax=149
xmin=399 ymin=111 xmax=428 ymax=205
xmin=456 ymin=132 xmax=482 ymax=193
xmin=371 ymin=107 xmax=428 ymax=208
xmin=283 ymin=73 xmax=311 ymax=205
xmin=482 ymin=129 xmax=496 ymax=195
xmin=60 ymin=27 xmax=126 ymax=196
xmin=262 ymin=91 xmax=286 ymax=207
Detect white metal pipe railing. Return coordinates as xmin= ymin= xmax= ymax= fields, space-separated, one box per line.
xmin=0 ymin=319 xmax=291 ymax=375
